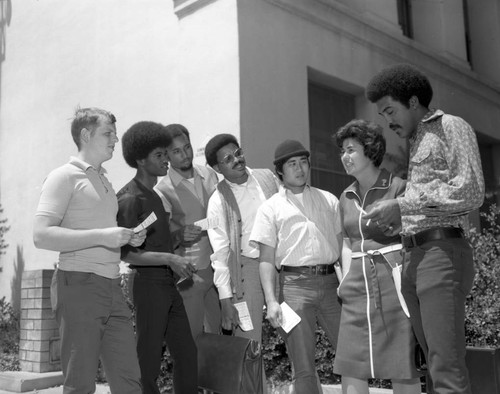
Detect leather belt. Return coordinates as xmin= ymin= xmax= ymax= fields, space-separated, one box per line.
xmin=402 ymin=227 xmax=463 ymax=249
xmin=281 ymin=263 xmax=335 ymax=276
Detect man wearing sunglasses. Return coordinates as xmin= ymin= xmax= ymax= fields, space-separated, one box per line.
xmin=205 ymin=134 xmax=279 ymax=345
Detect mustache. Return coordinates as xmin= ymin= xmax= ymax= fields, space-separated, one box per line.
xmin=389 ymin=124 xmax=401 ymax=131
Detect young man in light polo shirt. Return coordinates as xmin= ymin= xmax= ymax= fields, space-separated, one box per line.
xmin=250 ymin=139 xmax=342 ymax=394
xmin=154 ymin=124 xmax=221 ymax=340
xmin=33 ymin=107 xmax=146 ymax=394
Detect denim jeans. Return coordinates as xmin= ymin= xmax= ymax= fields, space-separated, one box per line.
xmin=280 ymin=271 xmax=341 ymax=394
xmin=402 ymin=238 xmax=474 ymax=394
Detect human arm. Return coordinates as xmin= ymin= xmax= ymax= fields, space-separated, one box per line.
xmin=398 ymin=115 xmax=484 ymax=217
xmin=259 ymin=243 xmax=282 ymax=328
xmin=33 ymin=215 xmax=139 ymax=252
xmin=208 ymin=192 xmax=241 ymax=329
xmin=207 ymin=192 xmax=233 ymax=299
xmin=122 ymin=249 xmax=195 ymax=279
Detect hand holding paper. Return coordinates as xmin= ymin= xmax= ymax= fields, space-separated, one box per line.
xmin=193 ymin=216 xmax=220 ymax=231
xmin=134 ymin=212 xmax=157 ymax=233
xmin=279 ymin=302 xmax=301 ymax=333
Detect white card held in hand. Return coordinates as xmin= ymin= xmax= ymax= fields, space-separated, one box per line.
xmin=280 ymin=302 xmax=301 ymax=333
xmin=193 ymin=216 xmax=220 ymax=231
xmin=133 ymin=212 xmax=157 ymax=233
xmin=233 ymin=301 xmax=254 ymax=331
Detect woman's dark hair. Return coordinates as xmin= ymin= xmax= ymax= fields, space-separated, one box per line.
xmin=334 ymin=119 xmax=386 ymax=168
xmin=366 ymin=63 xmax=433 ymax=108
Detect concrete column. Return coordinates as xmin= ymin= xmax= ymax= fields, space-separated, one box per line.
xmin=19 ymin=270 xmax=60 ymax=373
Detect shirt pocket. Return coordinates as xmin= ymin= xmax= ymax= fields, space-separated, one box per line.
xmin=410 ymin=145 xmax=431 ymax=165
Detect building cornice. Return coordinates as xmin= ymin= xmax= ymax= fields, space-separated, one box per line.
xmin=265 ymin=0 xmax=500 ymax=106
xmin=173 ymin=0 xmax=218 ymax=19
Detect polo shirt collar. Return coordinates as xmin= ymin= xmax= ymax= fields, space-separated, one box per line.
xmin=69 ymin=156 xmax=107 ymax=174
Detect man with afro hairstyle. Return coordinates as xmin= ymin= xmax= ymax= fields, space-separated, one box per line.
xmin=117 ymin=121 xmax=198 ymax=394
xmin=364 ymin=63 xmax=484 ymax=394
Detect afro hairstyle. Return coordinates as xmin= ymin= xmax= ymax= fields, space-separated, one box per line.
xmin=122 ymin=121 xmax=169 ymax=168
xmin=365 ymin=63 xmax=433 ymax=108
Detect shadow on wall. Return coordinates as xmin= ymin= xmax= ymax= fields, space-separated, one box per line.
xmin=10 ymin=244 xmax=24 ymax=313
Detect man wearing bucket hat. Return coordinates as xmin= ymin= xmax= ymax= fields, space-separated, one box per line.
xmin=250 ymin=139 xmax=342 ymax=394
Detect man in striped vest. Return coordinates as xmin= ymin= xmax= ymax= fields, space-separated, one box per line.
xmin=205 ymin=133 xmax=279 ymax=344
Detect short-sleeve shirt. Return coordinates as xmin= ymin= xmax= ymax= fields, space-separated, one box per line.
xmin=35 ymin=157 xmax=121 ymax=278
xmin=250 ymin=185 xmax=342 ymax=269
xmin=117 ymin=178 xmax=174 ymax=270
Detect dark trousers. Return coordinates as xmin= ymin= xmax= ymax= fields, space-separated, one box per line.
xmin=133 ymin=269 xmax=198 ymax=394
xmin=53 ymin=270 xmax=141 ymax=394
xmin=402 ymin=238 xmax=474 ymax=394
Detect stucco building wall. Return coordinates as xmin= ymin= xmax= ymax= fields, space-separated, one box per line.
xmin=1 ymin=0 xmax=499 ymax=302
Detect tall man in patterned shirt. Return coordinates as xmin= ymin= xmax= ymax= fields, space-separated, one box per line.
xmin=364 ymin=63 xmax=484 ymax=394
xmin=250 ymin=140 xmax=342 ymax=394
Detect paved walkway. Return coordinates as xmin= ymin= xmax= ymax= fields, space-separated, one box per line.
xmin=0 ymin=371 xmax=404 ymax=394
xmin=0 ymin=383 xmax=399 ymax=394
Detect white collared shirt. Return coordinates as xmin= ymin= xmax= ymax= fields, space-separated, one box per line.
xmin=250 ymin=184 xmax=342 ymax=269
xmin=207 ymin=167 xmax=279 ymax=299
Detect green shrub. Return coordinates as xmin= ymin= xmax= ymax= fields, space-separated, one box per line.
xmin=0 ymin=297 xmax=20 ymax=371
xmin=465 ymin=204 xmax=500 ymax=348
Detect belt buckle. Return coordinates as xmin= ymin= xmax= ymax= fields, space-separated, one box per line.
xmin=403 ymin=234 xmax=417 ymax=249
xmin=314 ymin=265 xmax=326 ymax=275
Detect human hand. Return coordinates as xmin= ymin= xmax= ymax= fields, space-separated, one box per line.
xmin=168 ymin=254 xmax=196 ymax=279
xmin=179 ymin=224 xmax=202 ymax=245
xmin=101 ymin=227 xmax=135 ymax=248
xmin=265 ymin=301 xmax=283 ymax=328
xmin=364 ymin=199 xmax=402 ymax=233
xmin=220 ymin=298 xmax=241 ymax=330
xmin=129 ymin=229 xmax=147 ymax=247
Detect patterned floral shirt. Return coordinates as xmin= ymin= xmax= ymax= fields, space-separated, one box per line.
xmin=398 ymin=109 xmax=485 ymax=235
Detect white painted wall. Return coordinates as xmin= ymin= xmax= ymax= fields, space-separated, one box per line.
xmin=1 ymin=0 xmax=500 ymax=304
xmin=0 ymin=0 xmax=182 ymax=301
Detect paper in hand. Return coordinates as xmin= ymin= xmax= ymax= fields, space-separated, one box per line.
xmin=233 ymin=301 xmax=254 ymax=331
xmin=133 ymin=212 xmax=157 ymax=233
xmin=193 ymin=216 xmax=220 ymax=231
xmin=280 ymin=302 xmax=301 ymax=333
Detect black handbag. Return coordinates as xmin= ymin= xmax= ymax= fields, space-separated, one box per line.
xmin=196 ymin=332 xmax=263 ymax=394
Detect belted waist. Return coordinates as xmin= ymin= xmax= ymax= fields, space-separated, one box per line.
xmin=351 ymin=244 xmax=403 ymax=259
xmin=281 ymin=263 xmax=336 ymax=276
xmin=402 ymin=227 xmax=463 ymax=249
